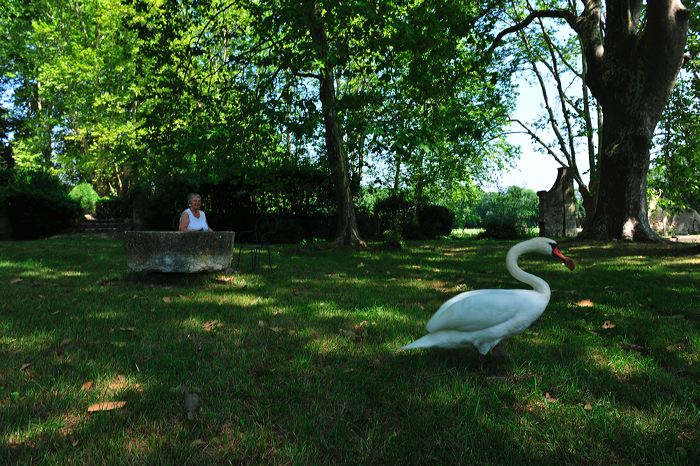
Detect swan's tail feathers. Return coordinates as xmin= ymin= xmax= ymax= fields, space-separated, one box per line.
xmin=402 ymin=332 xmax=462 ymax=350
xmin=402 ymin=334 xmax=437 ymax=350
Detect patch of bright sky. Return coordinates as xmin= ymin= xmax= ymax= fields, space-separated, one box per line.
xmin=484 ymin=76 xmax=591 ymax=193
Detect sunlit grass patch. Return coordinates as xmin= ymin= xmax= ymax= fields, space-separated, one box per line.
xmin=0 ymin=235 xmax=698 ymax=463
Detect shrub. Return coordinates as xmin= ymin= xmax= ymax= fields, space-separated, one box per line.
xmin=417 ymin=204 xmax=455 ymax=239
xmin=96 ymin=198 xmax=132 ymax=219
xmin=69 ymin=183 xmax=102 ymax=214
xmin=481 ymin=211 xmax=529 ymax=239
xmin=476 ymin=187 xmax=538 ymax=239
xmin=1 ymin=169 xmax=80 ymax=239
xmin=374 ymin=193 xmax=413 ymax=235
xmin=268 ymin=217 xmax=305 ymax=244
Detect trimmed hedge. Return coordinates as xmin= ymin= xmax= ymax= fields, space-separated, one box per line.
xmin=96 ymin=198 xmax=132 ymax=219
xmin=1 ymin=169 xmax=80 ymax=240
xmin=69 ymin=183 xmax=101 ymax=214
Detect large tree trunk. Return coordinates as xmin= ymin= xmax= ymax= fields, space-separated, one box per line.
xmin=308 ymin=3 xmax=365 ymax=247
xmin=587 ymin=108 xmax=657 ymax=240
xmin=493 ymin=2 xmax=690 ymax=241
xmin=579 ymin=1 xmax=690 ymax=241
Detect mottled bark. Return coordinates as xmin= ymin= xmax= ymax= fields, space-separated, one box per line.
xmin=583 ymin=0 xmax=690 ymax=240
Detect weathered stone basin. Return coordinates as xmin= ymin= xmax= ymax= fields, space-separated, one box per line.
xmin=124 ymin=231 xmax=235 ymax=272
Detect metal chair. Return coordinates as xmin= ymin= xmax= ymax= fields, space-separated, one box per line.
xmin=235 ymin=215 xmax=277 ymax=272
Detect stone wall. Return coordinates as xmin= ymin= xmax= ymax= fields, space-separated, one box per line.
xmin=124 ymin=231 xmax=235 ymax=272
xmin=537 ymin=167 xmax=577 ymax=238
xmin=649 ymin=198 xmax=700 ymax=236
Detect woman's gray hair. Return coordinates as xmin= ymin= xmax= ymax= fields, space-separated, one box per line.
xmin=187 ymin=193 xmax=202 ymax=205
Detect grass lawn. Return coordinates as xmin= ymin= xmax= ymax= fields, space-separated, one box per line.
xmin=1 ymin=234 xmax=698 ymax=464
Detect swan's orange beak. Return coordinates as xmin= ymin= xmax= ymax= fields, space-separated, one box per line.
xmin=552 ymin=246 xmax=576 ymax=270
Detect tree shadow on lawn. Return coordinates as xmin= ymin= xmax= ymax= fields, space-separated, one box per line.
xmin=1 ymin=236 xmax=698 ymax=463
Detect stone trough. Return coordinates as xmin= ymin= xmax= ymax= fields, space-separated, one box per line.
xmin=124 ymin=231 xmax=235 ymax=272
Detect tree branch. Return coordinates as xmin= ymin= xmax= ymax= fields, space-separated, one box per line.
xmin=486 ymin=9 xmax=579 ymax=58
xmin=518 ymin=30 xmax=572 ymax=165
xmin=294 ymin=72 xmax=322 ymax=80
xmin=510 ymin=119 xmax=568 ymax=168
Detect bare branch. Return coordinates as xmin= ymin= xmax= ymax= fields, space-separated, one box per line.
xmin=536 ymin=18 xmax=577 ymax=161
xmin=486 ymin=9 xmax=579 ymax=58
xmin=510 ymin=119 xmax=568 ymax=168
xmin=518 ymin=30 xmax=572 ymax=165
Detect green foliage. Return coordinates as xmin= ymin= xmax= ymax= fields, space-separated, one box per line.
xmin=130 ymin=164 xmax=336 ymax=239
xmin=417 ymin=204 xmax=454 ymax=238
xmin=0 ymin=169 xmax=80 ymax=239
xmin=1 ymin=0 xmax=515 ymax=237
xmin=68 ymin=183 xmax=102 ymax=214
xmin=476 ymin=186 xmax=539 ymax=239
xmin=371 ymin=191 xmax=455 ymax=240
xmin=95 ymin=198 xmax=132 ymax=219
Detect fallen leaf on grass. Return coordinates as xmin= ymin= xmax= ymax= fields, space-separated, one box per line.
xmin=87 ymin=401 xmax=126 ymax=413
xmin=575 ymin=299 xmax=594 ymax=307
xmin=269 ymin=327 xmax=283 ymax=333
xmin=214 ymin=275 xmax=236 ymax=284
xmin=119 ymin=327 xmax=136 ymax=332
xmin=162 ymin=297 xmax=172 ymax=303
xmin=10 ymin=277 xmax=22 ymax=284
xmin=357 ymin=262 xmax=365 ymax=268
xmin=584 ymin=403 xmax=593 ymax=411
xmin=202 ymin=320 xmax=219 ymax=332
xmin=353 ymin=320 xmax=369 ymax=333
xmin=602 ymin=321 xmax=616 ymax=329
xmin=339 ymin=328 xmax=358 ymax=340
xmin=81 ymin=381 xmax=94 ymax=391
xmin=108 ymin=375 xmax=128 ymax=391
xmin=544 ymin=392 xmax=557 ymax=403
xmin=20 ymin=363 xmax=31 ymax=371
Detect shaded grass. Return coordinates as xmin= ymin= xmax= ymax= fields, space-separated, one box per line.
xmin=0 ymin=234 xmax=698 ymax=464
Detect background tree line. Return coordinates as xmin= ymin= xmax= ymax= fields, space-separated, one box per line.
xmin=0 ymin=1 xmax=697 ymax=243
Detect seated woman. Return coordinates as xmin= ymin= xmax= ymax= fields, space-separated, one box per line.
xmin=179 ymin=193 xmax=214 ymax=232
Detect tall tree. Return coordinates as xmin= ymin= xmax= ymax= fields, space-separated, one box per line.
xmin=305 ymin=1 xmax=364 ymax=246
xmin=506 ymin=3 xmax=600 ymax=232
xmin=490 ymin=0 xmax=691 ymax=241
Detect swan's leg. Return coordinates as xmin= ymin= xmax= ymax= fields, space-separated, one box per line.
xmin=490 ymin=345 xmax=508 ymax=359
xmin=478 ymin=345 xmax=509 ymax=373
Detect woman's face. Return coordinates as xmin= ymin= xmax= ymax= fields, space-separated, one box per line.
xmin=190 ymin=197 xmax=202 ymax=210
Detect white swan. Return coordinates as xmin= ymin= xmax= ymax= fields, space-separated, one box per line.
xmin=403 ymin=237 xmax=575 ymax=355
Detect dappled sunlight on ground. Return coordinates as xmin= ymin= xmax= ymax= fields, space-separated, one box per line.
xmin=0 ymin=235 xmax=698 ymax=463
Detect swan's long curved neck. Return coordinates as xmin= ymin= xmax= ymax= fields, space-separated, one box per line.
xmin=506 ymin=243 xmax=551 ymax=296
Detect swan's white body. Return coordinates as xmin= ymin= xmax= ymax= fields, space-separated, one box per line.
xmin=403 ymin=237 xmax=574 ymax=355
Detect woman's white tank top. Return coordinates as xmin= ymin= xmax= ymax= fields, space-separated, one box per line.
xmin=184 ymin=208 xmax=208 ymax=231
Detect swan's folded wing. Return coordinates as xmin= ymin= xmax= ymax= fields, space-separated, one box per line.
xmin=425 ymin=289 xmax=543 ymax=333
